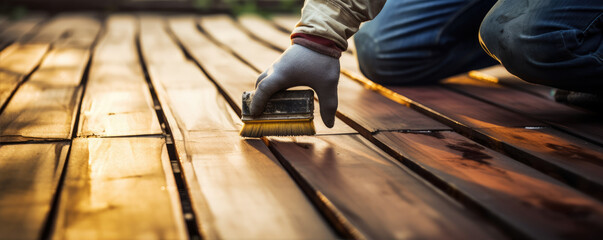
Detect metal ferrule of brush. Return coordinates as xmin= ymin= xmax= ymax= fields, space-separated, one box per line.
xmin=241 ymin=90 xmax=314 ymax=122
xmin=240 ymin=89 xmax=316 ymax=137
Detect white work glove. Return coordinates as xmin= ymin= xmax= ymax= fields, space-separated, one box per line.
xmin=250 ymin=44 xmax=340 ymax=128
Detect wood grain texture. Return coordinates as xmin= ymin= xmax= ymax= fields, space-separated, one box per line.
xmin=52 ymin=137 xmax=187 ymax=240
xmin=78 ymin=15 xmax=161 ymax=137
xmin=186 ymin=134 xmax=337 ymax=239
xmin=0 ymin=142 xmax=70 ymax=240
xmin=444 ymin=75 xmax=603 ymax=145
xmin=200 ymin=15 xmax=279 ymax=71
xmin=392 ymin=86 xmax=543 ymax=128
xmin=269 ymin=134 xmax=505 ymax=239
xmin=169 ymin=16 xmax=355 ymax=134
xmin=142 ymin=16 xmax=336 ymax=239
xmin=375 ymin=131 xmax=603 ymax=239
xmin=390 ymin=85 xmax=603 ymax=200
xmin=0 ymin=15 xmax=101 ymax=141
xmin=478 ymin=127 xmax=603 ymax=199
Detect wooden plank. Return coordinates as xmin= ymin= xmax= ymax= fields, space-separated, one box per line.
xmin=238 ymin=14 xmax=290 ymax=53
xmin=0 ymin=14 xmax=97 ymax=109
xmin=478 ymin=127 xmax=603 ymax=199
xmin=0 ymin=14 xmax=45 ymax=50
xmin=393 ymin=86 xmax=543 ymax=128
xmin=0 ymin=16 xmax=101 ymax=142
xmin=78 ymin=14 xmax=161 ymax=137
xmin=444 ymin=75 xmax=603 ymax=145
xmin=390 ymin=85 xmax=603 ymax=199
xmin=0 ymin=142 xmax=70 ymax=239
xmin=0 ymin=42 xmax=48 ymax=76
xmin=209 ymin=15 xmax=449 ymax=135
xmin=200 ymin=15 xmax=277 ymax=71
xmin=269 ymin=135 xmax=505 ymax=239
xmin=374 ymin=131 xmax=603 ymax=239
xmin=185 ymin=134 xmax=337 ymax=239
xmin=51 ymin=137 xmax=187 ymax=239
xmin=142 ymin=15 xmax=337 ymax=239
xmin=169 ymin=16 xmax=354 ymax=135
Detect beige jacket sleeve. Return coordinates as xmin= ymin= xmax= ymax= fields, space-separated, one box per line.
xmin=292 ymin=0 xmax=386 ymax=50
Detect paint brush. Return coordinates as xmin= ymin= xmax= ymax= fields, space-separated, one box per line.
xmin=240 ymin=89 xmax=316 ymax=137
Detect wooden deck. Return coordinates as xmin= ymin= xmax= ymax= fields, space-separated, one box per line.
xmin=1 ymin=13 xmax=603 ymax=240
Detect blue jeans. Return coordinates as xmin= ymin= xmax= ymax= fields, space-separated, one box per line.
xmin=354 ymin=0 xmax=498 ymax=85
xmin=480 ymin=0 xmax=603 ymax=94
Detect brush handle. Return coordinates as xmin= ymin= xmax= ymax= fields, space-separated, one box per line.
xmin=242 ymin=90 xmax=314 ymax=121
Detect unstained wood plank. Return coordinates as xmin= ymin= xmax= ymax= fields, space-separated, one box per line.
xmin=78 ymin=15 xmax=161 ymax=137
xmin=142 ymin=15 xmax=337 ymax=239
xmin=0 ymin=15 xmax=100 ymax=142
xmin=269 ymin=134 xmax=505 ymax=239
xmin=51 ymin=137 xmax=187 ymax=240
xmin=0 ymin=14 xmax=98 ymax=109
xmin=0 ymin=142 xmax=70 ymax=239
xmin=170 ymin=16 xmax=354 ymax=134
xmin=374 ymin=131 xmax=603 ymax=239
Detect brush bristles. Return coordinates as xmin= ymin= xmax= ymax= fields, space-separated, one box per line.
xmin=240 ymin=120 xmax=316 ymax=137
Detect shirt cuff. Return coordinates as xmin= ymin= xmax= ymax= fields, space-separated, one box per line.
xmin=291 ymin=33 xmax=343 ymax=58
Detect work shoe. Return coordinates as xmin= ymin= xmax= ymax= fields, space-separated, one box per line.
xmin=551 ymin=89 xmax=603 ymax=111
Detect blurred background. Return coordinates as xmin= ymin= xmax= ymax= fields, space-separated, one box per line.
xmin=1 ymin=0 xmax=304 ymax=18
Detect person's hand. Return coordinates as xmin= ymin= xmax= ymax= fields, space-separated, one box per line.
xmin=250 ymin=44 xmax=340 ymax=128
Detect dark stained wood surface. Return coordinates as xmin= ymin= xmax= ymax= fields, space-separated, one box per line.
xmin=269 ymin=135 xmax=505 ymax=239
xmin=52 ymin=137 xmax=187 ymax=240
xmin=0 ymin=15 xmax=100 ymax=142
xmin=78 ymin=14 xmax=161 ymax=137
xmin=390 ymin=86 xmax=603 ymax=200
xmin=169 ymin=16 xmax=355 ymax=135
xmin=393 ymin=86 xmax=543 ymax=128
xmin=375 ymin=131 xmax=603 ymax=239
xmin=141 ymin=15 xmax=337 ymax=239
xmin=0 ymin=142 xmax=70 ymax=239
xmin=444 ymin=75 xmax=603 ymax=145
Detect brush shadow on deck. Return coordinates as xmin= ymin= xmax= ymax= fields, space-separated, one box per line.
xmin=0 ymin=12 xmax=602 ymax=240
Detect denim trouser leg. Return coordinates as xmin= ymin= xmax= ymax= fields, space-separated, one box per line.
xmin=480 ymin=0 xmax=603 ymax=94
xmin=354 ymin=0 xmax=498 ymax=85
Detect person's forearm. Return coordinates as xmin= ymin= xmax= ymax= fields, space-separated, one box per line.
xmin=292 ymin=0 xmax=386 ymax=51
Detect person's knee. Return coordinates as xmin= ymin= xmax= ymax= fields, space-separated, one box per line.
xmin=478 ymin=3 xmax=602 ymax=87
xmin=354 ymin=31 xmax=444 ymax=85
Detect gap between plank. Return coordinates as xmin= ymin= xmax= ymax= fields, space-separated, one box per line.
xmin=165 ymin=18 xmax=358 ymax=239
xmin=135 ymin=18 xmax=202 ymax=240
xmin=444 ymin=84 xmax=603 ymax=148
xmin=39 ymin=15 xmax=105 ymax=240
xmin=0 ymin=45 xmax=53 ymax=116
